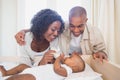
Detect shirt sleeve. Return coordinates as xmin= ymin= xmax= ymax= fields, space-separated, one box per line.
xmin=19 ymin=45 xmax=32 ymax=67
xmin=92 ymin=27 xmax=107 ymax=54
xmin=61 ymin=64 xmax=72 ymax=76
xmin=18 ymin=32 xmax=33 ymax=67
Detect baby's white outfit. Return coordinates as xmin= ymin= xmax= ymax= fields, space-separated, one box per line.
xmin=21 ymin=64 xmax=72 ymax=80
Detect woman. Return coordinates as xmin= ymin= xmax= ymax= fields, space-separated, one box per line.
xmin=0 ymin=9 xmax=64 ymax=76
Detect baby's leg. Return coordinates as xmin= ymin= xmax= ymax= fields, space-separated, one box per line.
xmin=0 ymin=65 xmax=7 ymax=76
xmin=6 ymin=74 xmax=36 ymax=80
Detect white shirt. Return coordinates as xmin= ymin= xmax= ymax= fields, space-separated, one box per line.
xmin=69 ymin=33 xmax=82 ymax=54
xmin=19 ymin=32 xmax=60 ymax=66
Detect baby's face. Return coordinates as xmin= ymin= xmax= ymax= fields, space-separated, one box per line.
xmin=64 ymin=53 xmax=85 ymax=72
xmin=64 ymin=53 xmax=79 ymax=67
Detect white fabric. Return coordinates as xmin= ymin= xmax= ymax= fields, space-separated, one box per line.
xmin=21 ymin=64 xmax=72 ymax=80
xmin=61 ymin=64 xmax=72 ymax=76
xmin=19 ymin=32 xmax=60 ymax=66
xmin=69 ymin=34 xmax=82 ymax=54
xmin=91 ymin=0 xmax=120 ymax=64
xmin=21 ymin=63 xmax=102 ymax=80
xmin=1 ymin=62 xmax=103 ymax=80
xmin=0 ymin=72 xmax=5 ymax=80
xmin=65 ymin=63 xmax=103 ymax=80
xmin=50 ymin=46 xmax=62 ymax=58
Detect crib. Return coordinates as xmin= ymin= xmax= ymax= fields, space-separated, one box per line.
xmin=0 ymin=55 xmax=120 ymax=80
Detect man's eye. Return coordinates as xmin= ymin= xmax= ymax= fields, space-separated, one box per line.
xmin=78 ymin=24 xmax=84 ymax=28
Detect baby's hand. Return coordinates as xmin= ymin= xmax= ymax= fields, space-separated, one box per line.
xmin=58 ymin=53 xmax=65 ymax=63
xmin=60 ymin=53 xmax=64 ymax=59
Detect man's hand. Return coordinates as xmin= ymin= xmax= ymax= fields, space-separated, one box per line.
xmin=93 ymin=52 xmax=108 ymax=63
xmin=15 ymin=30 xmax=26 ymax=46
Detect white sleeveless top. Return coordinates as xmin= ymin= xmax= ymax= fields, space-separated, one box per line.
xmin=18 ymin=32 xmax=60 ymax=66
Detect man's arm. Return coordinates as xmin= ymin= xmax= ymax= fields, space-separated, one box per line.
xmin=92 ymin=27 xmax=108 ymax=61
xmin=15 ymin=29 xmax=30 ymax=45
xmin=54 ymin=56 xmax=67 ymax=77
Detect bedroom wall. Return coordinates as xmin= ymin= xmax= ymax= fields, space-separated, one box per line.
xmin=0 ymin=0 xmax=17 ymax=56
xmin=0 ymin=0 xmax=1 ymax=52
xmin=115 ymin=0 xmax=120 ymax=64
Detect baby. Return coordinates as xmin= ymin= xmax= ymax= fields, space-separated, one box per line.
xmin=6 ymin=52 xmax=85 ymax=80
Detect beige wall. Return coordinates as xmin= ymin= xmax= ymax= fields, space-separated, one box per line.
xmin=115 ymin=0 xmax=120 ymax=64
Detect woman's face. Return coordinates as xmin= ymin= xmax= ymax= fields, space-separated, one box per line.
xmin=44 ymin=21 xmax=61 ymax=42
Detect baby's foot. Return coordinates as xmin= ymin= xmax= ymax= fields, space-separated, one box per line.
xmin=0 ymin=65 xmax=7 ymax=76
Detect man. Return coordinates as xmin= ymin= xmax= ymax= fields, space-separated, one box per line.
xmin=15 ymin=6 xmax=108 ymax=62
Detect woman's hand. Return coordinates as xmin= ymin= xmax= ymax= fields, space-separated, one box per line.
xmin=15 ymin=29 xmax=30 ymax=46
xmin=38 ymin=50 xmax=55 ymax=65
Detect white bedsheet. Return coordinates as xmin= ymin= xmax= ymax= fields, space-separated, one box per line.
xmin=65 ymin=63 xmax=103 ymax=80
xmin=0 ymin=62 xmax=103 ymax=80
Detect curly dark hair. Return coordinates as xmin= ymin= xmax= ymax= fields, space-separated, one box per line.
xmin=30 ymin=9 xmax=64 ymax=41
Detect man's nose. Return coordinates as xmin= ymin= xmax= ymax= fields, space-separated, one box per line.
xmin=74 ymin=27 xmax=79 ymax=32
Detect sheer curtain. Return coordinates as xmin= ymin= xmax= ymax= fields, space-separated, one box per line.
xmin=91 ymin=0 xmax=120 ymax=65
xmin=0 ymin=0 xmax=91 ymax=56
xmin=1 ymin=0 xmax=119 ymax=65
xmin=24 ymin=0 xmax=91 ymax=28
xmin=0 ymin=0 xmax=17 ymax=56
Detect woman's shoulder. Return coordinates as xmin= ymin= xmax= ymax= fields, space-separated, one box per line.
xmin=24 ymin=32 xmax=33 ymax=43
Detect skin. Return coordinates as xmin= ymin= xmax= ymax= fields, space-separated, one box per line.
xmin=0 ymin=21 xmax=62 ymax=76
xmin=69 ymin=16 xmax=107 ymax=62
xmin=44 ymin=21 xmax=61 ymax=42
xmin=38 ymin=21 xmax=61 ymax=65
xmin=6 ymin=53 xmax=84 ymax=80
xmin=14 ymin=16 xmax=108 ymax=62
xmin=69 ymin=16 xmax=87 ymax=37
xmin=54 ymin=52 xmax=85 ymax=77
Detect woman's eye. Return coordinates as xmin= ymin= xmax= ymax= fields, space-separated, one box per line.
xmin=51 ymin=28 xmax=55 ymax=32
xmin=70 ymin=25 xmax=75 ymax=28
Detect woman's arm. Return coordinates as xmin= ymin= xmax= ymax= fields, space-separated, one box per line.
xmin=54 ymin=55 xmax=67 ymax=77
xmin=15 ymin=29 xmax=30 ymax=46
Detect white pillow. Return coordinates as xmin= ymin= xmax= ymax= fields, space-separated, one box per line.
xmin=65 ymin=63 xmax=103 ymax=80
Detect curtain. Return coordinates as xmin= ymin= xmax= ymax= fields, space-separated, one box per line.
xmin=91 ymin=0 xmax=120 ymax=65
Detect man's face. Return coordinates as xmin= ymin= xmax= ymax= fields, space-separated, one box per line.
xmin=69 ymin=16 xmax=87 ymax=37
